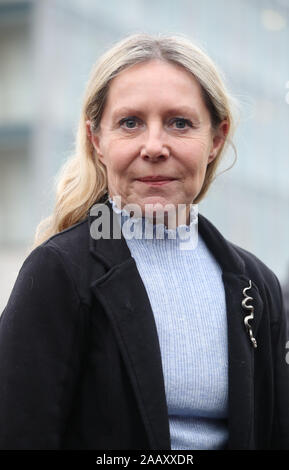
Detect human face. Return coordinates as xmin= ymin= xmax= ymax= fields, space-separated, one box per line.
xmin=88 ymin=59 xmax=228 ymax=223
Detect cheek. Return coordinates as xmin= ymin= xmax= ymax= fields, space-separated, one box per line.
xmin=109 ymin=140 xmax=138 ymax=170
xmin=179 ymin=138 xmax=210 ymax=170
xmin=185 ymin=135 xmax=211 ymax=154
xmin=101 ymin=143 xmax=132 ymax=177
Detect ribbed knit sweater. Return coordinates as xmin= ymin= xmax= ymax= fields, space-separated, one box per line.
xmin=110 ymin=198 xmax=229 ymax=450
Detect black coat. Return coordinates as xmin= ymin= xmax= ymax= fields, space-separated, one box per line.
xmin=0 ymin=198 xmax=289 ymax=450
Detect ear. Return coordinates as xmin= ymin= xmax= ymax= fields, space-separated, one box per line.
xmin=208 ymin=119 xmax=229 ymax=163
xmin=86 ymin=120 xmax=103 ymax=159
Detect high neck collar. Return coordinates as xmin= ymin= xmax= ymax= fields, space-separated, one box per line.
xmin=108 ymin=195 xmax=198 ymax=248
xmin=89 ymin=193 xmax=246 ymax=273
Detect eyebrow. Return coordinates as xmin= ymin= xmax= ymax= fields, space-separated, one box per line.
xmin=112 ymin=106 xmax=201 ymax=121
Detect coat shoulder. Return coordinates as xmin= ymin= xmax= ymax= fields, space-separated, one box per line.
xmin=40 ymin=217 xmax=90 ymax=254
xmin=199 ymin=213 xmax=283 ymax=305
xmin=231 ymin=241 xmax=284 ymax=312
xmin=200 ymin=213 xmax=280 ymax=284
xmin=22 ymin=217 xmax=94 ymax=306
xmin=34 ymin=217 xmax=92 ymax=276
xmin=230 ymin=241 xmax=280 ymax=286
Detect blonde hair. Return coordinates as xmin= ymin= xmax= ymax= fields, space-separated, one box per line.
xmin=32 ymin=32 xmax=239 ymax=249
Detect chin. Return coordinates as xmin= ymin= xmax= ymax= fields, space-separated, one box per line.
xmin=139 ymin=195 xmax=177 ymax=209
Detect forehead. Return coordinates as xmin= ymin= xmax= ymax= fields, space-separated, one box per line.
xmin=103 ymin=59 xmax=207 ymax=116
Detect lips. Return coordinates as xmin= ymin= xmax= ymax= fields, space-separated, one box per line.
xmin=136 ymin=176 xmax=177 ymax=187
xmin=137 ymin=175 xmax=176 ymax=182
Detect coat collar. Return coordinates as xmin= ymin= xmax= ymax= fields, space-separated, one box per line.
xmin=88 ymin=196 xmax=263 ymax=450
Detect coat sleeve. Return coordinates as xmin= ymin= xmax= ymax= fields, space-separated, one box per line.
xmin=270 ymin=274 xmax=289 ymax=449
xmin=0 ymin=243 xmax=87 ymax=449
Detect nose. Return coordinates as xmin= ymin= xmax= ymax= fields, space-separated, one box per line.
xmin=140 ymin=124 xmax=170 ymax=161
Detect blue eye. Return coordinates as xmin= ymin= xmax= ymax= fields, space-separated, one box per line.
xmin=120 ymin=117 xmax=139 ymax=128
xmin=119 ymin=116 xmax=193 ymax=130
xmin=172 ymin=118 xmax=192 ymax=129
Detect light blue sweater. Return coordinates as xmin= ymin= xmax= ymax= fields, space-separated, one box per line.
xmin=109 ymin=198 xmax=229 ymax=450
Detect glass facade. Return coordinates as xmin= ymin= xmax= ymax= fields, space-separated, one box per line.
xmin=0 ymin=0 xmax=288 ymax=310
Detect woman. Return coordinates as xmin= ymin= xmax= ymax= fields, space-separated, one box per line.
xmin=0 ymin=33 xmax=288 ymax=450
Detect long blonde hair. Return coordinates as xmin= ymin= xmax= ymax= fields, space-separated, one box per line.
xmin=32 ymin=32 xmax=239 ymax=249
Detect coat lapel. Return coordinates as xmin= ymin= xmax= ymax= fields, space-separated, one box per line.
xmin=88 ymin=196 xmax=263 ymax=450
xmin=88 ymin=197 xmax=171 ymax=450
xmin=199 ymin=215 xmax=263 ymax=449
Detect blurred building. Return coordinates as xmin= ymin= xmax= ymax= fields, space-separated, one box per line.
xmin=0 ymin=0 xmax=289 ymax=311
